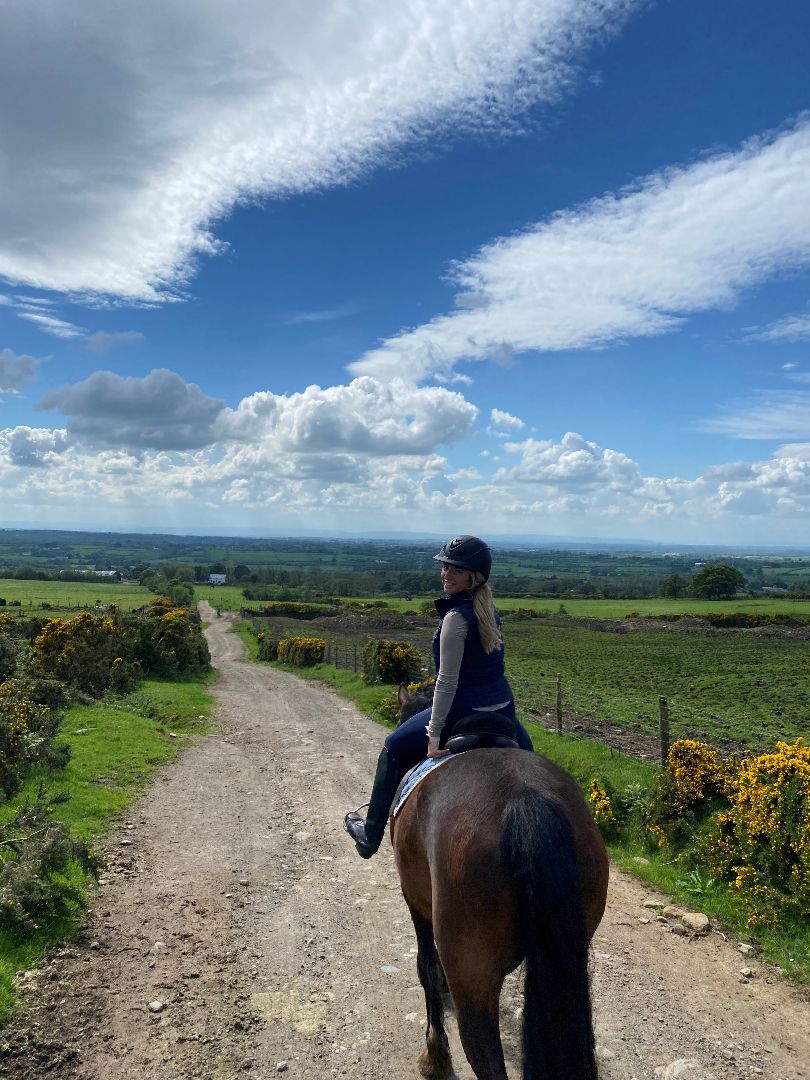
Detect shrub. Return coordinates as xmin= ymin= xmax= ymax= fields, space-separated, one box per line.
xmin=247 ymin=601 xmax=339 ymax=619
xmin=256 ymin=632 xmax=279 ymax=661
xmin=276 ymin=636 xmax=325 ymax=666
xmin=702 ymin=738 xmax=810 ymax=928
xmin=0 ymin=789 xmax=103 ymax=937
xmin=363 ymin=639 xmax=424 ymax=685
xmin=645 ymin=739 xmax=737 ymax=849
xmin=0 ymin=631 xmax=17 ymax=683
xmin=0 ymin=681 xmax=66 ymax=800
xmin=31 ymin=611 xmax=129 ymax=696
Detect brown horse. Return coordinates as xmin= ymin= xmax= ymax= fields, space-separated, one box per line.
xmin=390 ymin=686 xmax=609 ymax=1080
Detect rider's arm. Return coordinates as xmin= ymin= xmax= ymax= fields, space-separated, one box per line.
xmin=426 ymin=610 xmax=468 ymax=742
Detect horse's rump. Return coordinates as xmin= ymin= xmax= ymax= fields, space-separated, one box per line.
xmin=392 ymin=747 xmax=607 ymax=1079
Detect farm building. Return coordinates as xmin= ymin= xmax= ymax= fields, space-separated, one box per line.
xmin=208 ymin=573 xmax=228 ymax=585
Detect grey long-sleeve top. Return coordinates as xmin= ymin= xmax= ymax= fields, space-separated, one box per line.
xmin=426 ymin=609 xmax=508 ymax=740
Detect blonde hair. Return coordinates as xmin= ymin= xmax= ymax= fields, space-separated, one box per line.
xmin=470 ymin=571 xmax=503 ymax=654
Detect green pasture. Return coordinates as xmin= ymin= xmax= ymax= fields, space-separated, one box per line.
xmin=0 ymin=577 xmax=153 ymax=614
xmin=0 ymin=675 xmax=214 ymax=1022
xmin=194 ymin=584 xmax=252 ymax=611
xmin=342 ymin=594 xmax=810 ymax=617
xmin=505 ymin=620 xmax=809 ymax=749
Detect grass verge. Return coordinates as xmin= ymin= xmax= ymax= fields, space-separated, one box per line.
xmin=0 ymin=674 xmax=215 ymax=1023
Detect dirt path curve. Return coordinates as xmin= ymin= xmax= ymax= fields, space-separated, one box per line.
xmin=1 ymin=604 xmax=808 ymax=1080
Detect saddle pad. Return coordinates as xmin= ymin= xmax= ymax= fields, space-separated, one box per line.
xmin=392 ymin=754 xmax=457 ymax=818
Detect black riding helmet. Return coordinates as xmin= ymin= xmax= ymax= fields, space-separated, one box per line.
xmin=434 ymin=535 xmax=492 ymax=582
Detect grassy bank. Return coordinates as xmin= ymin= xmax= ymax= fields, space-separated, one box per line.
xmin=0 ymin=675 xmax=215 ymax=1023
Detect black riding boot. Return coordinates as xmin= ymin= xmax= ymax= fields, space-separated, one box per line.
xmin=343 ymin=748 xmax=402 ymax=859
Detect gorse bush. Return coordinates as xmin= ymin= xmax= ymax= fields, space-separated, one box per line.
xmin=244 ymin=600 xmax=339 ymax=619
xmin=31 ymin=602 xmax=209 ymax=694
xmin=702 ymin=738 xmax=810 ymax=928
xmin=0 ymin=788 xmax=103 ymax=937
xmin=0 ymin=681 xmax=66 ymax=800
xmin=276 ymin=636 xmax=325 ymax=666
xmin=646 ymin=739 xmax=737 ymax=849
xmin=594 ymin=737 xmax=810 ymax=931
xmin=363 ymin=639 xmax=424 ymax=685
xmin=31 ymin=610 xmax=127 ymax=696
xmin=255 ymin=632 xmax=279 ymax=661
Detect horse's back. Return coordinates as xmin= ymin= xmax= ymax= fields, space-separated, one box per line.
xmin=393 ymin=749 xmax=608 ymax=938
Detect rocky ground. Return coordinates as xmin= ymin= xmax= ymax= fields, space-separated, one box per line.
xmin=0 ymin=603 xmax=807 ymax=1080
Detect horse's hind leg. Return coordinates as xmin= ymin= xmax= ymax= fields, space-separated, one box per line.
xmin=436 ymin=928 xmax=509 ymax=1080
xmin=407 ymin=903 xmax=453 ymax=1079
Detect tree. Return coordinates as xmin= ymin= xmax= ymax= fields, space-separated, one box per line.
xmin=659 ymin=574 xmax=687 ymax=599
xmin=686 ymin=563 xmax=745 ymax=600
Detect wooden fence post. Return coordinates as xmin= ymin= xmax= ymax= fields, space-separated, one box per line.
xmin=555 ymin=673 xmax=563 ymax=736
xmin=659 ymin=696 xmax=670 ymax=765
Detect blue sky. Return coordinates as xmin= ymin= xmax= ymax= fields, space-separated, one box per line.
xmin=1 ymin=0 xmax=809 ymax=545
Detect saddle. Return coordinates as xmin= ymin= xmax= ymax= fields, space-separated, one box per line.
xmin=444 ymin=711 xmax=520 ymax=753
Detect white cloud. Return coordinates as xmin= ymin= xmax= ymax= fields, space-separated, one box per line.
xmin=38 ymin=368 xmax=226 ymax=450
xmin=351 ymin=119 xmax=810 ymax=382
xmin=0 ymin=348 xmax=40 ymax=393
xmin=2 ymin=417 xmax=810 ymax=539
xmin=284 ymin=304 xmax=362 ymax=326
xmin=0 ymin=425 xmax=69 ymax=467
xmin=490 ymin=408 xmax=525 ymax=431
xmin=699 ymin=390 xmax=810 ymax=440
xmin=0 ymin=0 xmax=639 ymax=301
xmin=16 ymin=311 xmax=86 ymax=339
xmin=745 ymin=311 xmax=810 ymax=342
xmin=217 ymin=376 xmax=477 ymax=455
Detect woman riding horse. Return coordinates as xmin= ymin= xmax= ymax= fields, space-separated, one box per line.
xmin=344 ymin=534 xmax=534 ymax=859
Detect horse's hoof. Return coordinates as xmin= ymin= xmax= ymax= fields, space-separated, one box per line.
xmin=418 ymin=1047 xmax=453 ymax=1079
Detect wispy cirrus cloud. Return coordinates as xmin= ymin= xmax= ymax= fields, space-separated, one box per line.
xmin=699 ymin=390 xmax=810 ymax=440
xmin=16 ymin=311 xmax=86 ymax=339
xmin=283 ymin=303 xmax=363 ymax=326
xmin=744 ymin=310 xmax=810 ymax=342
xmin=0 ymin=0 xmax=641 ymax=302
xmin=351 ymin=119 xmax=810 ymax=383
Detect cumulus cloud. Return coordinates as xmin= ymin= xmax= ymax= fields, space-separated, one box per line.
xmin=2 ymin=417 xmax=810 ymax=537
xmin=217 ymin=376 xmax=477 ymax=454
xmin=0 ymin=0 xmax=639 ymax=301
xmin=0 ymin=425 xmax=69 ymax=467
xmin=0 ymin=348 xmax=40 ymax=393
xmin=37 ymin=368 xmax=226 ymax=450
xmin=351 ymin=119 xmax=810 ymax=382
xmin=490 ymin=408 xmax=525 ymax=431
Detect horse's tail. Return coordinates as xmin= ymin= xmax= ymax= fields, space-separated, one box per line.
xmin=501 ymin=790 xmax=597 ymax=1080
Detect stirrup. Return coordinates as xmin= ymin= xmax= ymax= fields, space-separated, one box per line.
xmin=343 ymin=802 xmax=369 ymax=833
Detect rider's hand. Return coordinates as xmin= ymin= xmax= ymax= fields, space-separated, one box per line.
xmin=427 ymin=736 xmax=450 ymax=759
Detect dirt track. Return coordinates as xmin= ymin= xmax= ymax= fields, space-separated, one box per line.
xmin=1 ymin=604 xmax=808 ymax=1080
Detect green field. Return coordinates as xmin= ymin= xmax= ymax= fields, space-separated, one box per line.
xmin=349 ymin=594 xmax=810 ymax=617
xmin=505 ymin=619 xmax=809 ymax=749
xmin=0 ymin=577 xmax=153 ymax=613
